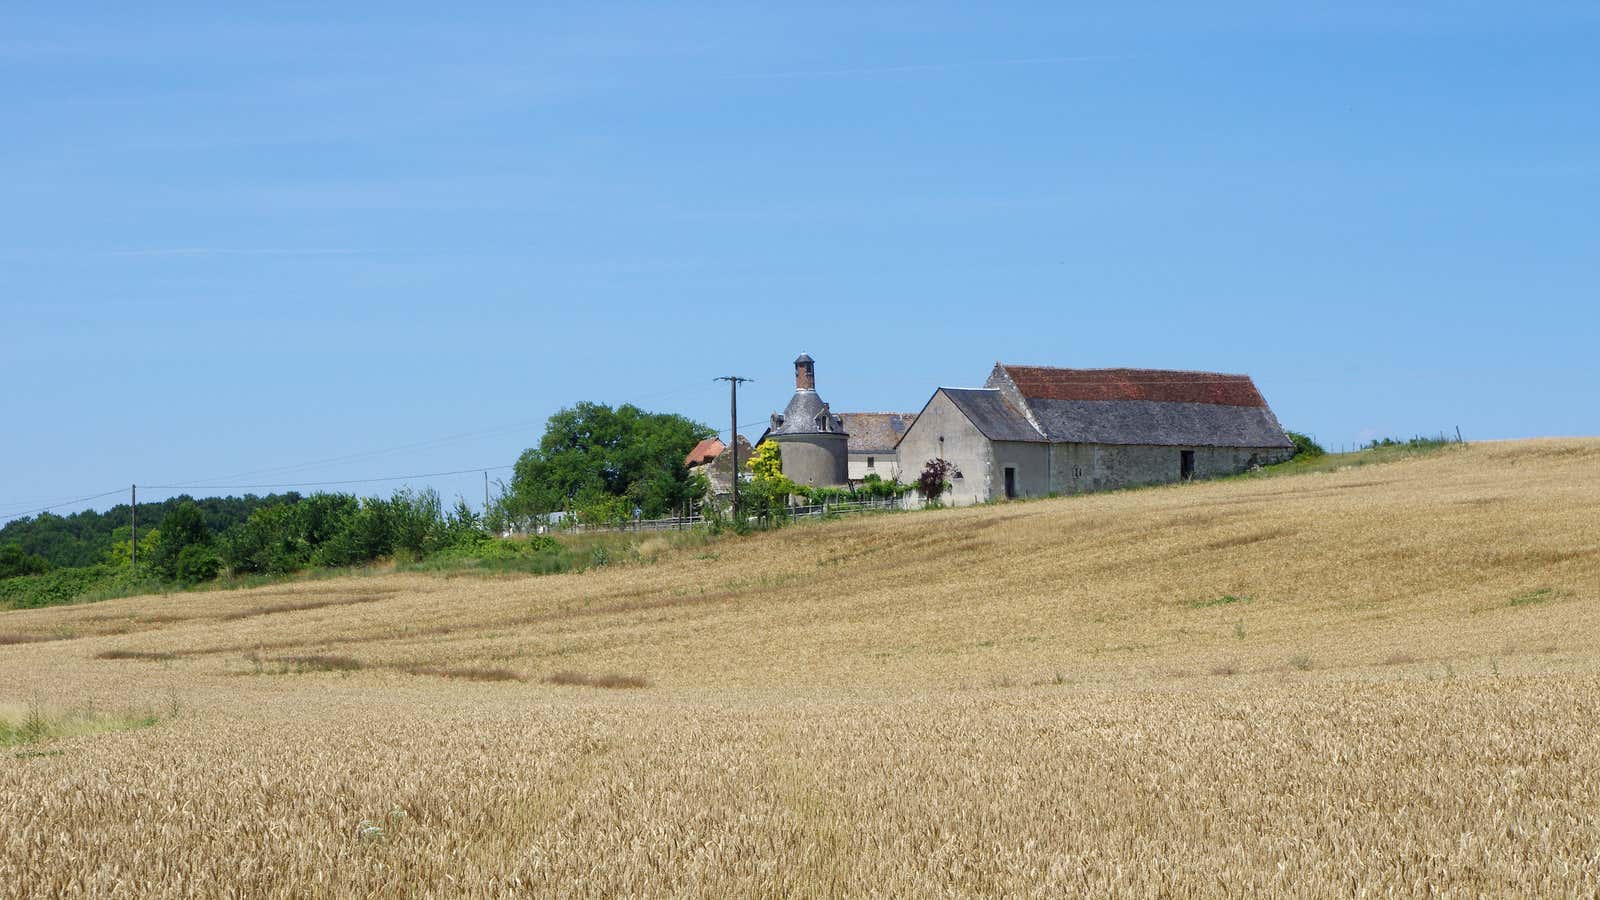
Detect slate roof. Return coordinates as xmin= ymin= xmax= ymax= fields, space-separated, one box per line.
xmin=836 ymin=413 xmax=918 ymax=454
xmin=770 ymin=389 xmax=844 ymax=436
xmin=940 ymin=389 xmax=1046 ymax=442
xmin=988 ymin=364 xmax=1292 ymax=449
xmin=1024 ymin=399 xmax=1292 ymax=448
xmin=684 ymin=437 xmax=725 ymax=468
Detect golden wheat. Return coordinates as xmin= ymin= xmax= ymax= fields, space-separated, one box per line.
xmin=2 ymin=439 xmax=1598 ymax=896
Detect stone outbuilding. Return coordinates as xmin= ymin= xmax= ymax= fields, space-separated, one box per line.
xmin=895 ymin=364 xmax=1294 ymax=504
xmin=764 ymin=353 xmax=850 ymax=488
xmin=687 ymin=434 xmax=752 ymax=500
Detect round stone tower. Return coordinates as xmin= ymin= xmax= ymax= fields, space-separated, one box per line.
xmin=767 ymin=353 xmax=849 ymax=488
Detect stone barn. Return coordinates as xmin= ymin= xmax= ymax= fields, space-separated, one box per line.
xmin=894 ymin=364 xmax=1294 ymax=504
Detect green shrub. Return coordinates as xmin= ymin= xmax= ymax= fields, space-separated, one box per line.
xmin=856 ymin=474 xmax=914 ymax=500
xmin=1364 ymin=435 xmax=1454 ymax=451
xmin=427 ymin=535 xmax=559 ymax=563
xmin=175 ymin=545 xmax=223 ymax=586
xmin=1286 ymin=431 xmax=1325 ymax=458
xmin=0 ymin=565 xmax=117 ymax=609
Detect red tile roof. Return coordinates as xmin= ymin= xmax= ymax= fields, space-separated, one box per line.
xmin=998 ymin=365 xmax=1268 ymax=408
xmin=684 ymin=437 xmax=725 ymax=467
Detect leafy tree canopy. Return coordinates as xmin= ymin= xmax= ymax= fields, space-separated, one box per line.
xmin=506 ymin=402 xmax=713 ymax=520
xmin=0 ymin=493 xmax=301 ymax=569
xmin=150 ymin=501 xmax=211 ymax=580
xmin=104 ymin=527 xmax=160 ymax=568
xmin=0 ymin=544 xmax=50 ymax=579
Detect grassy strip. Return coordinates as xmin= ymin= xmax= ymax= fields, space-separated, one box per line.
xmin=94 ymin=649 xmax=177 ymax=662
xmin=0 ymin=701 xmax=165 ymax=748
xmin=1239 ymin=439 xmax=1460 ymax=480
xmin=397 ymin=664 xmax=526 ymax=683
xmin=545 ymin=670 xmax=649 ymax=689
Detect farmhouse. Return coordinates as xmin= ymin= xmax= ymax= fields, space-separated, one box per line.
xmin=894 ymin=364 xmax=1294 ymax=504
xmin=836 ymin=412 xmax=918 ymax=483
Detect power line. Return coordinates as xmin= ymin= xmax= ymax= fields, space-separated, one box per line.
xmin=0 ymin=488 xmax=129 ymax=521
xmin=157 ymin=379 xmax=721 ymax=489
xmin=1 ymin=381 xmax=727 ymax=520
xmin=718 ymin=419 xmax=769 ymax=436
xmin=144 ymin=464 xmax=515 ymax=492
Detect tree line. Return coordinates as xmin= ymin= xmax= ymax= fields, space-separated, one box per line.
xmin=2 ymin=398 xmax=952 ymax=605
xmin=0 ymin=493 xmax=303 ymax=571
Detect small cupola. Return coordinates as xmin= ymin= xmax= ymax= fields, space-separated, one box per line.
xmin=794 ymin=353 xmax=816 ymax=391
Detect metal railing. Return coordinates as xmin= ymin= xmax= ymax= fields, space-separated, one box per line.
xmin=543 ymin=496 xmax=914 ymax=534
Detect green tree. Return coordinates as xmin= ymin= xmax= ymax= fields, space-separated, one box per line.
xmin=103 ymin=526 xmax=160 ymax=569
xmin=222 ymin=504 xmax=306 ymax=575
xmin=507 ymin=402 xmax=713 ymax=520
xmin=150 ymin=500 xmax=211 ymax=580
xmin=0 ymin=544 xmax=50 ymax=579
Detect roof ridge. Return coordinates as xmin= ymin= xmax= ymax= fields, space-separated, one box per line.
xmin=999 ymin=363 xmax=1254 ymax=379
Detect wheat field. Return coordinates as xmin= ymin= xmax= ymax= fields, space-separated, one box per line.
xmin=2 ymin=439 xmax=1599 ymax=897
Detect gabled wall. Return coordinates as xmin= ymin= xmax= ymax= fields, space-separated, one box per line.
xmin=893 ymin=390 xmax=997 ymax=505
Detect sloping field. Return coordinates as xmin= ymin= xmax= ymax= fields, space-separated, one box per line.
xmin=3 ymin=439 xmax=1599 ymax=896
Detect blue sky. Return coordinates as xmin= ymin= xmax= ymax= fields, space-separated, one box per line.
xmin=3 ymin=2 xmax=1597 ymax=522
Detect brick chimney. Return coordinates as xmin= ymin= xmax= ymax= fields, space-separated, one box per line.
xmin=794 ymin=352 xmax=815 ymax=391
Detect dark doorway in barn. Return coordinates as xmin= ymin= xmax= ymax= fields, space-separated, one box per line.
xmin=1180 ymin=450 xmax=1196 ymax=480
xmin=1003 ymin=467 xmax=1017 ymax=499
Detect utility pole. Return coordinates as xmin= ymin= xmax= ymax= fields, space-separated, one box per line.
xmin=484 ymin=471 xmax=490 ymax=512
xmin=714 ymin=375 xmax=753 ymax=517
xmin=130 ymin=484 xmax=137 ymax=568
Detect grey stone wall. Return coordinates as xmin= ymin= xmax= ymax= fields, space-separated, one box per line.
xmin=774 ymin=432 xmax=849 ymax=487
xmin=989 ymin=441 xmax=1050 ymax=499
xmin=1048 ymin=443 xmax=1292 ymax=494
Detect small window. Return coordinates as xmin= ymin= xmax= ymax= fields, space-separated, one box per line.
xmin=866 ymin=456 xmax=876 ymax=469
